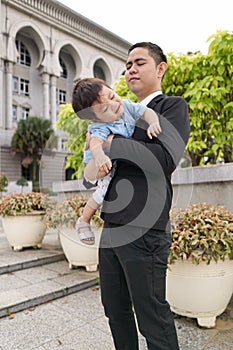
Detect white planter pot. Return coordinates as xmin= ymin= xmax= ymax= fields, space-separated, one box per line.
xmin=166 ymin=259 xmax=233 ymax=328
xmin=58 ymin=227 xmax=101 ymax=272
xmin=2 ymin=213 xmax=47 ymax=251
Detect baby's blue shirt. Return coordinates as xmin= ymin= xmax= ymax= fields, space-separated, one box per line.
xmin=83 ymin=99 xmax=147 ymax=163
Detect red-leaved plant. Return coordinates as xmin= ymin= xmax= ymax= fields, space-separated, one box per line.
xmin=45 ymin=196 xmax=103 ymax=229
xmin=169 ymin=203 xmax=233 ymax=265
xmin=0 ymin=192 xmax=50 ymax=217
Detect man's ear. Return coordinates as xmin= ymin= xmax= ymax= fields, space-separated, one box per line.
xmin=157 ymin=62 xmax=167 ymax=79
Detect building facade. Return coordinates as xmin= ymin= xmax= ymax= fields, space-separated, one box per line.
xmin=0 ymin=0 xmax=130 ymax=189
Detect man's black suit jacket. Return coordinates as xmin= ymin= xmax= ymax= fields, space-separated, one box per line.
xmin=101 ymin=94 xmax=190 ymax=231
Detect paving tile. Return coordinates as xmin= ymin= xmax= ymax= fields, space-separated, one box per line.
xmin=42 ymin=260 xmax=71 ymax=274
xmin=0 ymin=272 xmax=30 ymax=292
xmin=41 ymin=322 xmax=115 ymax=350
xmin=13 ymin=265 xmax=59 ymax=283
xmin=0 ymin=288 xmax=35 ymax=309
xmin=18 ymin=279 xmax=63 ymax=299
xmin=54 ymin=270 xmax=98 ymax=288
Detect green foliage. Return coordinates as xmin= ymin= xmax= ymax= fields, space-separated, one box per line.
xmin=11 ymin=116 xmax=55 ymax=189
xmin=0 ymin=192 xmax=51 ymax=217
xmin=56 ymin=104 xmax=90 ymax=179
xmin=163 ymin=30 xmax=233 ymax=165
xmin=169 ymin=203 xmax=233 ymax=265
xmin=0 ymin=173 xmax=8 ymax=196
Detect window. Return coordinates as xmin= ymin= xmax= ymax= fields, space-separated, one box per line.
xmin=13 ymin=76 xmax=19 ymax=93
xmin=16 ymin=40 xmax=31 ymax=66
xmin=21 ymin=107 xmax=30 ymax=120
xmin=94 ymin=65 xmax=106 ymax=81
xmin=12 ymin=105 xmax=17 ymax=122
xmin=58 ymin=89 xmax=66 ymax=104
xmin=20 ymin=79 xmax=30 ymax=96
xmin=61 ymin=138 xmax=68 ymax=150
xmin=60 ymin=58 xmax=67 ymax=78
xmin=12 ymin=77 xmax=30 ymax=96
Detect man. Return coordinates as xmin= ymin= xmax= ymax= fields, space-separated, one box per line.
xmin=88 ymin=42 xmax=190 ymax=349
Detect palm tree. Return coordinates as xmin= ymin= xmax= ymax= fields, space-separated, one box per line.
xmin=11 ymin=116 xmax=55 ymax=191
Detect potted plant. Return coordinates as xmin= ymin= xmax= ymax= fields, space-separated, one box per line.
xmin=167 ymin=203 xmax=233 ymax=328
xmin=46 ymin=196 xmax=103 ymax=271
xmin=0 ymin=192 xmax=51 ymax=251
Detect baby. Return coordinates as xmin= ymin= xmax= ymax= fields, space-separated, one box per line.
xmin=72 ymin=77 xmax=161 ymax=245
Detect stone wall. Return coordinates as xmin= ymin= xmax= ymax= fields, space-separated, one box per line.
xmin=52 ymin=163 xmax=233 ymax=212
xmin=172 ymin=163 xmax=233 ymax=211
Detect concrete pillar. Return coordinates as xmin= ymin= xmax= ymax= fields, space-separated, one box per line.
xmin=5 ymin=61 xmax=13 ymax=129
xmin=41 ymin=72 xmax=50 ymax=119
xmin=0 ymin=59 xmax=3 ymax=128
xmin=50 ymin=75 xmax=57 ymax=126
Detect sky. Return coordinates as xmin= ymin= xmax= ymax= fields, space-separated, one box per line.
xmin=57 ymin=0 xmax=232 ymax=55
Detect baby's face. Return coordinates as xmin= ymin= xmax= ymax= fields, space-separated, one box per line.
xmin=92 ymin=85 xmax=124 ymax=123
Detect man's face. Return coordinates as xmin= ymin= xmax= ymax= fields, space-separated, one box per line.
xmin=125 ymin=47 xmax=165 ymax=102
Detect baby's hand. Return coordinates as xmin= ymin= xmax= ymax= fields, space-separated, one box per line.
xmin=147 ymin=120 xmax=162 ymax=139
xmin=94 ymin=154 xmax=112 ymax=174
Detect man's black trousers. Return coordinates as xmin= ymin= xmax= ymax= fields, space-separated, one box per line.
xmin=99 ymin=224 xmax=180 ymax=350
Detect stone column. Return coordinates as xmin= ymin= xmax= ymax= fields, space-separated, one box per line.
xmin=0 ymin=59 xmax=3 ymax=128
xmin=5 ymin=61 xmax=13 ymax=129
xmin=50 ymin=75 xmax=57 ymax=126
xmin=41 ymin=72 xmax=50 ymax=119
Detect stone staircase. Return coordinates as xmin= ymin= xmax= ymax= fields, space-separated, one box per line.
xmin=0 ymin=225 xmax=99 ymax=318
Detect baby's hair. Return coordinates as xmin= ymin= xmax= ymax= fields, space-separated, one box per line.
xmin=72 ymin=77 xmax=111 ymax=120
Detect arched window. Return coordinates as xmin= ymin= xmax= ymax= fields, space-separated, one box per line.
xmin=16 ymin=40 xmax=31 ymax=66
xmin=94 ymin=65 xmax=106 ymax=81
xmin=60 ymin=58 xmax=67 ymax=78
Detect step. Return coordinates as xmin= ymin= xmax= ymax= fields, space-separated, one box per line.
xmin=0 ymin=230 xmax=65 ymax=274
xmin=0 ymin=259 xmax=99 ymax=318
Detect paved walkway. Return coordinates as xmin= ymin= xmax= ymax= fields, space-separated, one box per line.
xmin=0 ymin=221 xmax=232 ymax=349
xmin=0 ymin=286 xmax=233 ymax=350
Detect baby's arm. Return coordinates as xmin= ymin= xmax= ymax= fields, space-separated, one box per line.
xmin=90 ymin=137 xmax=112 ymax=173
xmin=142 ymin=108 xmax=162 ymax=139
xmin=85 ymin=134 xmax=114 ymax=181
